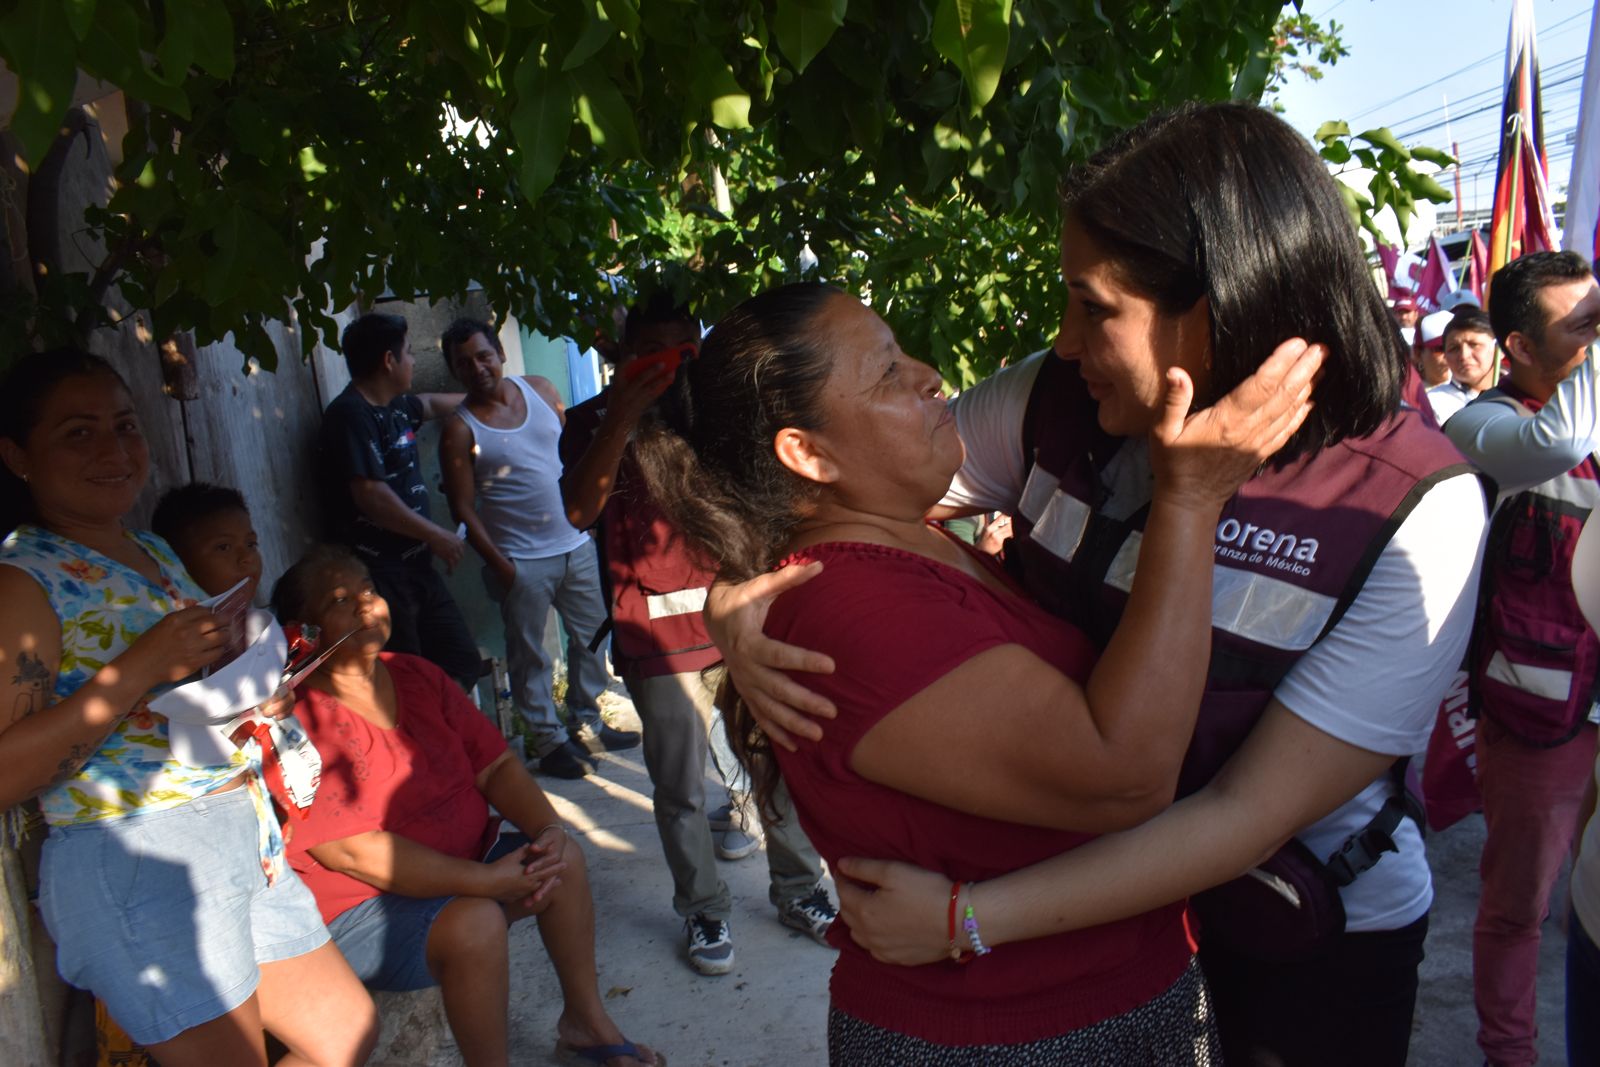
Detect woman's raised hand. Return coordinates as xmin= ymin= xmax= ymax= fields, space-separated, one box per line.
xmin=127 ymin=605 xmax=229 ymax=685
xmin=1149 ymin=339 xmax=1324 ymax=511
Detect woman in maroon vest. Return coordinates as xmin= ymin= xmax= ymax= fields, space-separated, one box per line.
xmin=712 ymin=102 xmax=1488 ymax=1067
xmin=630 ymin=280 xmax=1318 ymax=1064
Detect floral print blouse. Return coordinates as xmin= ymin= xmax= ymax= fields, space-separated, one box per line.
xmin=0 ymin=524 xmax=250 ymax=825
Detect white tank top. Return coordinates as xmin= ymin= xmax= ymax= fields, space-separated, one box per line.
xmin=457 ymin=376 xmax=590 ymax=560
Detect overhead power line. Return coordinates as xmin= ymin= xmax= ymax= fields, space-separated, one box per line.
xmin=1349 ymin=7 xmax=1591 ymax=121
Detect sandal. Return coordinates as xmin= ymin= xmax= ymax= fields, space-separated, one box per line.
xmin=553 ymin=1037 xmax=665 ymax=1067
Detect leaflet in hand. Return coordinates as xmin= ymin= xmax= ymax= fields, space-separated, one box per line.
xmin=198 ymin=577 xmax=255 ymax=677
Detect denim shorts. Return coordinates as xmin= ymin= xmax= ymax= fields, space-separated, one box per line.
xmin=38 ymin=783 xmax=329 ymax=1045
xmin=328 ymin=832 xmax=526 ymax=992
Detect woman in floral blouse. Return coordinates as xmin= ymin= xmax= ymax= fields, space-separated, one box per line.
xmin=0 ymin=349 xmax=376 ymax=1066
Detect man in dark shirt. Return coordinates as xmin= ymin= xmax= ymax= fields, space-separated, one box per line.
xmin=319 ymin=312 xmax=479 ymax=689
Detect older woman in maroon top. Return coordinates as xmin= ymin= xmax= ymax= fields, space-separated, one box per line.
xmin=630 ymin=283 xmax=1321 ymax=1064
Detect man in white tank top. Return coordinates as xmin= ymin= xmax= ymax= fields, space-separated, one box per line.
xmin=438 ymin=319 xmax=640 ymax=780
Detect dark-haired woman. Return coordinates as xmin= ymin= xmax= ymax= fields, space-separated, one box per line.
xmin=712 ymin=101 xmax=1489 ymax=1067
xmin=630 ymin=277 xmax=1320 ymax=1064
xmin=0 ymin=350 xmax=377 ymax=1066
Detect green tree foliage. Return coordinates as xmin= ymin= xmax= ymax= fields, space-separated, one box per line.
xmin=1263 ymin=8 xmax=1348 ymax=108
xmin=0 ymin=0 xmax=1445 ymax=383
xmin=1314 ymin=121 xmax=1457 ymax=245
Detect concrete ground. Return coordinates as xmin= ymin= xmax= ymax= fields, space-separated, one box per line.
xmin=397 ymin=691 xmax=1573 ymax=1066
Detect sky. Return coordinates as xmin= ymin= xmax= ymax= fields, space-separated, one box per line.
xmin=1274 ymin=0 xmax=1596 ymax=226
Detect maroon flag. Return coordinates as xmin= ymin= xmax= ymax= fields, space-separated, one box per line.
xmin=1414 ymin=237 xmax=1459 ymax=312
xmin=1376 ymin=243 xmax=1401 ymax=293
xmin=1465 ymin=230 xmax=1491 ymax=302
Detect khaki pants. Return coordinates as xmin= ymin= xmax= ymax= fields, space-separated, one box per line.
xmin=624 ymin=669 xmax=822 ymax=919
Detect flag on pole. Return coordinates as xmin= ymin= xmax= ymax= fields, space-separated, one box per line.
xmin=1414 ymin=236 xmax=1460 ymax=311
xmin=1562 ymin=1 xmax=1600 ymax=263
xmin=1487 ymin=0 xmax=1559 ymax=295
xmin=1376 ymin=243 xmax=1401 ymax=296
xmin=1465 ymin=229 xmax=1492 ymax=302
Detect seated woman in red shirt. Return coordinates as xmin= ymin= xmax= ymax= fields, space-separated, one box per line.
xmin=629 ymin=284 xmax=1320 ymax=1064
xmin=273 ymin=546 xmax=660 ymax=1067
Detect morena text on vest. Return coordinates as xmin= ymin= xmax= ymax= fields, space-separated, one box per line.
xmin=1213 ymin=517 xmax=1321 ymax=574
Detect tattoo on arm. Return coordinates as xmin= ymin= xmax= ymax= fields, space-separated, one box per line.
xmin=9 ymin=650 xmax=52 ymax=725
xmin=49 ymin=742 xmax=97 ymax=785
xmin=12 ymin=651 xmax=51 ymax=688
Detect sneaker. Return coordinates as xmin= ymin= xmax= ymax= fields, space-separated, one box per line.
xmin=707 ymin=801 xmax=735 ymax=833
xmin=714 ymin=801 xmax=762 ymax=861
xmin=535 ymin=739 xmax=593 ymax=780
xmin=715 ymin=825 xmax=761 ymax=861
xmin=684 ymin=913 xmax=734 ymax=975
xmin=776 ymin=884 xmax=837 ymax=946
xmin=573 ymin=721 xmax=642 ymax=754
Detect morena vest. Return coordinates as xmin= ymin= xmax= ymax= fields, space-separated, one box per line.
xmin=1470 ymin=382 xmax=1600 ymax=746
xmin=1011 ymin=354 xmax=1477 ymax=799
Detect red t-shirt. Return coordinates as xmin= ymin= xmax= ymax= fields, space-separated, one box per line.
xmin=287 ymin=653 xmax=509 ymax=923
xmin=766 ymin=540 xmax=1193 ymax=1047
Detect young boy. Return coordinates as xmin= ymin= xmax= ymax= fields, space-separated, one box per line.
xmin=151 ymin=482 xmax=264 ymax=601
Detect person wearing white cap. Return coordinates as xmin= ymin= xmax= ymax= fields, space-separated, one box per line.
xmin=1426 ymin=307 xmax=1498 ymax=424
xmin=1441 ymin=289 xmax=1483 ymax=312
xmin=1413 ymin=308 xmax=1454 ymax=388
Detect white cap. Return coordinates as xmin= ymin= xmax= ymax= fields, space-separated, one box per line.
xmin=1419 ymin=310 xmax=1453 ymax=345
xmin=1441 ymin=290 xmax=1481 ymax=311
xmin=149 ymin=610 xmax=289 ymax=768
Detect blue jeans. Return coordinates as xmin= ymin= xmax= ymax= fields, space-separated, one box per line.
xmin=1569 ymin=908 xmax=1600 ymax=1066
xmin=485 ymin=541 xmax=611 ymax=757
xmin=39 ymin=786 xmax=328 ymax=1045
xmin=328 ymin=832 xmax=526 ymax=992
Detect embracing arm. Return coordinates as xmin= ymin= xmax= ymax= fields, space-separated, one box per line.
xmin=838 ymin=702 xmax=1396 ymax=963
xmin=0 ymin=567 xmax=225 ymax=810
xmin=971 ymin=704 xmax=1392 ymax=942
xmin=415 ymin=391 xmax=468 ymax=421
xmin=853 ymin=493 xmax=1230 ymax=832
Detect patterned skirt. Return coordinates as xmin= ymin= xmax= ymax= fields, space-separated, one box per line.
xmin=826 ymin=957 xmax=1221 ymax=1066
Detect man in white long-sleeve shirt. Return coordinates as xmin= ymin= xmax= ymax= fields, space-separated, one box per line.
xmin=1444 ymin=250 xmax=1600 ymax=1067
